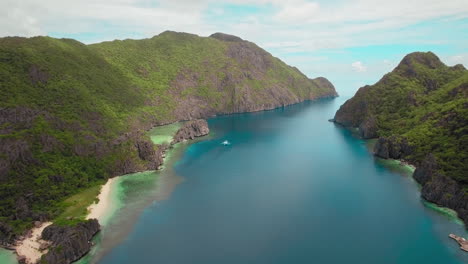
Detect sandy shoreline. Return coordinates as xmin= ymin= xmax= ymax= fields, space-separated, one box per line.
xmin=10 ymin=124 xmax=184 ymax=263
xmin=11 ymin=178 xmax=116 ymax=264
xmin=14 ymin=222 xmax=52 ymax=264
xmin=86 ymin=178 xmax=116 ymax=223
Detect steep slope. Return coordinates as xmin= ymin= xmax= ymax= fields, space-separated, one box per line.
xmin=0 ymin=32 xmax=337 ymax=243
xmin=334 ymin=52 xmax=468 ymax=225
xmin=89 ymin=31 xmax=337 ymax=121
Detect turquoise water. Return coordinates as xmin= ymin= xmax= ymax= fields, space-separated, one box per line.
xmin=4 ymin=98 xmax=466 ymax=263
xmin=0 ymin=249 xmax=16 ymax=263
xmin=97 ymin=98 xmax=467 ymax=263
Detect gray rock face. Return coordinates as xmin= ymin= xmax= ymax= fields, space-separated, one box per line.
xmin=136 ymin=139 xmax=163 ymax=170
xmin=374 ymin=138 xmax=390 ymax=159
xmin=41 ymin=219 xmax=100 ymax=264
xmin=110 ymin=131 xmax=166 ymax=176
xmin=359 ymin=116 xmax=378 ymax=139
xmin=373 ymin=136 xmax=412 ymax=159
xmin=172 ymin=120 xmax=210 ymax=144
xmin=28 ymin=65 xmax=49 ymax=85
xmin=333 ymin=89 xmax=372 ymax=132
xmin=0 ymin=222 xmax=16 ymax=248
xmin=413 ymin=154 xmax=438 ymax=185
xmin=413 ymin=154 xmax=468 ymax=226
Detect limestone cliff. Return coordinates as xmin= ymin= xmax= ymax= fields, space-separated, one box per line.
xmin=0 ymin=32 xmax=337 ymax=241
xmin=172 ymin=120 xmax=210 ymax=144
xmin=333 ymin=52 xmax=468 ymax=226
xmin=40 ymin=219 xmax=100 ymax=264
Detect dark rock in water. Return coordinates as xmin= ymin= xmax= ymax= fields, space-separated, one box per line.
xmin=333 ymin=51 xmax=468 ymax=229
xmin=421 ymin=173 xmax=468 ymax=227
xmin=41 ymin=219 xmax=100 ymax=264
xmin=136 ymin=139 xmax=156 ymax=161
xmin=0 ymin=221 xmax=16 ymax=247
xmin=172 ymin=120 xmax=210 ymax=144
xmin=135 ymin=139 xmax=165 ymax=170
xmin=373 ymin=136 xmax=412 ymax=159
xmin=359 ymin=116 xmax=378 ymax=139
xmin=334 ymin=97 xmax=378 ymax=139
xmin=413 ymin=154 xmax=468 ymax=227
xmin=109 ymin=131 xmax=167 ymax=175
xmin=374 ymin=138 xmax=390 ymax=159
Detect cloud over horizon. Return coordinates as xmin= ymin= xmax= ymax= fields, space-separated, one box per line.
xmin=351 ymin=61 xmax=367 ymax=73
xmin=1 ymin=0 xmax=467 ymax=95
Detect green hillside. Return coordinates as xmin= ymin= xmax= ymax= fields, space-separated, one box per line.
xmin=335 ymin=52 xmax=467 ymax=183
xmin=334 ymin=52 xmax=468 ymax=225
xmin=0 ymin=32 xmax=337 ymax=239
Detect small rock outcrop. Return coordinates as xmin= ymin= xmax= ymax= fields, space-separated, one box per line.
xmin=40 ymin=219 xmax=100 ymax=264
xmin=172 ymin=120 xmax=210 ymax=144
xmin=135 ymin=139 xmax=164 ymax=170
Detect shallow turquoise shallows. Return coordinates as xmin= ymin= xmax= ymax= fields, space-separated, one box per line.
xmin=97 ymin=98 xmax=467 ymax=264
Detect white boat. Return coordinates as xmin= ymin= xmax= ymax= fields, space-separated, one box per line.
xmin=221 ymin=140 xmax=231 ymax=146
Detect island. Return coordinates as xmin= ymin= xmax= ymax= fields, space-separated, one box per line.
xmin=333 ymin=52 xmax=468 ymax=229
xmin=0 ymin=31 xmax=337 ymax=263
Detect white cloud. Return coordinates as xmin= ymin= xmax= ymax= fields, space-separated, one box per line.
xmin=351 ymin=61 xmax=367 ymax=72
xmin=445 ymin=53 xmax=468 ymax=67
xmin=2 ymin=0 xmax=468 ymax=44
xmin=262 ymin=41 xmax=302 ymax=49
xmin=1 ymin=0 xmax=467 ymax=96
xmin=0 ymin=3 xmax=44 ymax=36
xmin=274 ymin=2 xmax=320 ymax=23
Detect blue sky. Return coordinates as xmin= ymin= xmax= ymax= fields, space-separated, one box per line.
xmin=2 ymin=0 xmax=467 ymax=96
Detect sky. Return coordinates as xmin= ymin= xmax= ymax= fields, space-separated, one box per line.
xmin=1 ymin=0 xmax=468 ymax=96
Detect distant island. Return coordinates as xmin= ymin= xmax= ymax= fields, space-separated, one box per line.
xmin=333 ymin=52 xmax=468 ymax=227
xmin=0 ymin=31 xmax=337 ymax=263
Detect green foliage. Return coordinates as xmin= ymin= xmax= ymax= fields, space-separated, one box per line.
xmin=0 ymin=32 xmax=335 ymax=235
xmin=347 ymin=52 xmax=468 ymax=184
xmin=53 ymin=183 xmax=103 ymax=225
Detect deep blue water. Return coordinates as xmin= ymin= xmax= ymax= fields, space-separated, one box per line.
xmin=99 ymin=98 xmax=467 ymax=264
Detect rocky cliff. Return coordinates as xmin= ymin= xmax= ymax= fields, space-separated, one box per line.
xmin=413 ymin=155 xmax=468 ymax=226
xmin=333 ymin=52 xmax=468 ymax=226
xmin=0 ymin=32 xmax=336 ymax=242
xmin=39 ymin=219 xmax=100 ymax=264
xmin=172 ymin=120 xmax=210 ymax=144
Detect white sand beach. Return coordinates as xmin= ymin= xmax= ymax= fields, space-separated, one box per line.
xmin=14 ymin=222 xmax=52 ymax=264
xmin=86 ymin=178 xmax=116 ymax=223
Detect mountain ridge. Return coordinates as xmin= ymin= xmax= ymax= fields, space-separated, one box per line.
xmin=0 ymin=31 xmax=337 ymax=246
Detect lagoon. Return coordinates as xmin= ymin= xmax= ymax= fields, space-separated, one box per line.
xmin=3 ymin=97 xmax=465 ymax=264
xmin=96 ymin=97 xmax=467 ymax=264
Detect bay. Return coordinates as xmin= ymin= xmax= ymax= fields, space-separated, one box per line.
xmin=96 ymin=97 xmax=468 ymax=264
